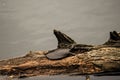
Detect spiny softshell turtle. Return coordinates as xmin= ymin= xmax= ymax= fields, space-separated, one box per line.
xmin=45 ymin=30 xmax=120 ymax=60
xmin=45 ymin=30 xmax=94 ymax=60
xmin=45 ymin=29 xmax=76 ymax=60
xmin=45 ymin=49 xmax=72 ymax=60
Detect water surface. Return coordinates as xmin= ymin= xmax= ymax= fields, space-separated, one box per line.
xmin=0 ymin=0 xmax=120 ymax=60
xmin=1 ymin=75 xmax=120 ymax=80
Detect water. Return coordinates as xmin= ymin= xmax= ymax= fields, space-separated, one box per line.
xmin=0 ymin=75 xmax=120 ymax=80
xmin=0 ymin=0 xmax=120 ymax=80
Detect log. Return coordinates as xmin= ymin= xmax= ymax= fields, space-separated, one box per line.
xmin=0 ymin=30 xmax=120 ymax=78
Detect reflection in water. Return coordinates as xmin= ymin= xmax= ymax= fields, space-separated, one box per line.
xmin=86 ymin=75 xmax=90 ymax=80
xmin=1 ymin=75 xmax=120 ymax=80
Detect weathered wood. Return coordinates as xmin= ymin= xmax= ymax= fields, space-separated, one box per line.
xmin=0 ymin=30 xmax=119 ymax=78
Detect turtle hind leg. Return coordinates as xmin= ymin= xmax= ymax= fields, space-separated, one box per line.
xmin=53 ymin=29 xmax=76 ymax=48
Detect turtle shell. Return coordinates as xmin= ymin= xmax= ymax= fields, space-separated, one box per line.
xmin=45 ymin=49 xmax=72 ymax=60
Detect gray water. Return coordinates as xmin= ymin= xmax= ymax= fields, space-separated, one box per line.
xmin=0 ymin=0 xmax=120 ymax=80
xmin=1 ymin=75 xmax=120 ymax=80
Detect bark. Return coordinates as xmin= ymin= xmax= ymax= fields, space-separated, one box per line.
xmin=0 ymin=30 xmax=120 ymax=78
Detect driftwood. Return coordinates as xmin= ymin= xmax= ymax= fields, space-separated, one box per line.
xmin=0 ymin=30 xmax=120 ymax=78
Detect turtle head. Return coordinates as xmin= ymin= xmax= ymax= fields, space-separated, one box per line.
xmin=53 ymin=29 xmax=76 ymax=48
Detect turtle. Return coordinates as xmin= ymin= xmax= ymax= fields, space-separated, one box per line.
xmin=45 ymin=29 xmax=94 ymax=60
xmin=103 ymin=31 xmax=120 ymax=47
xmin=45 ymin=30 xmax=120 ymax=60
xmin=45 ymin=48 xmax=72 ymax=60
